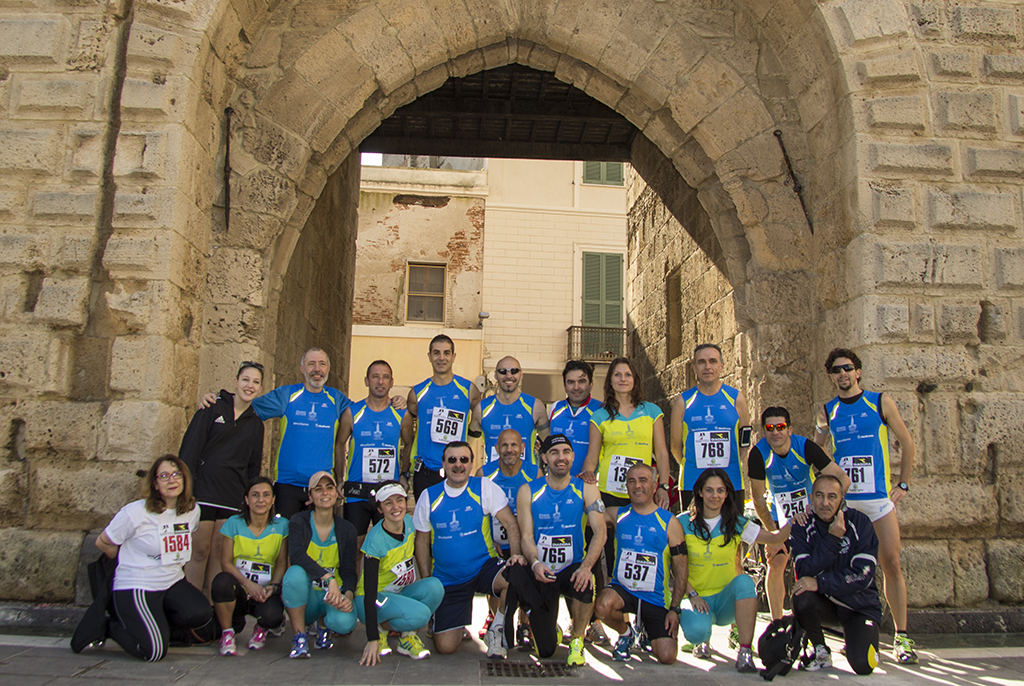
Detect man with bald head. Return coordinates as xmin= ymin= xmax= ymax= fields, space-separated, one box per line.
xmin=471 ymin=356 xmax=549 ymax=473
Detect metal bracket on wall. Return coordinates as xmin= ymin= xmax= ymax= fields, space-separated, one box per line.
xmin=774 ymin=129 xmax=813 ymax=235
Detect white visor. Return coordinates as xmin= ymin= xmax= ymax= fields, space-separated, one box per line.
xmin=374 ymin=483 xmax=408 ymax=504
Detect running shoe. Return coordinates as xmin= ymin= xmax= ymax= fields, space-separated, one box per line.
xmin=269 ymin=618 xmax=287 ymax=638
xmin=485 ymin=623 xmax=507 ymax=659
xmin=289 ymin=632 xmax=310 ymax=659
xmin=219 ymin=629 xmax=237 ymax=656
xmin=634 ymin=619 xmax=651 ymax=653
xmin=586 ymin=621 xmax=610 ymax=646
xmin=478 ymin=611 xmax=494 ymax=639
xmin=736 ymin=646 xmax=756 ymax=673
xmin=693 ymin=641 xmax=712 ymax=659
xmin=247 ymin=626 xmax=268 ymax=651
xmin=314 ymin=625 xmax=333 ymax=650
xmin=611 ymin=627 xmax=634 ymax=662
xmin=567 ymin=636 xmax=586 ymax=666
xmin=397 ymin=632 xmax=430 ymax=660
xmin=728 ymin=624 xmax=740 ymax=650
xmin=378 ymin=628 xmax=392 ymax=657
xmin=516 ymin=623 xmax=532 ymax=649
xmin=893 ymin=634 xmax=918 ymax=664
xmin=802 ymin=644 xmax=832 ymax=671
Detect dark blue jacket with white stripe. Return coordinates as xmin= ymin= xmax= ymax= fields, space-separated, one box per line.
xmin=790 ymin=506 xmax=882 ymax=623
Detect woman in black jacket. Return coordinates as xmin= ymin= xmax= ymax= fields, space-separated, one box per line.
xmin=181 ymin=362 xmax=265 ymax=594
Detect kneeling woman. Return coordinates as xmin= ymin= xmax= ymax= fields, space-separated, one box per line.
xmin=677 ymin=468 xmax=792 ymax=673
xmin=357 ymin=482 xmax=444 ymax=666
xmin=282 ymin=471 xmax=358 ymax=659
xmin=211 ymin=477 xmax=289 ymax=655
xmin=95 ymin=455 xmax=212 ymax=662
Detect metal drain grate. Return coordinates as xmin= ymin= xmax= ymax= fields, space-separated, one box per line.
xmin=481 ymin=660 xmax=580 ymax=678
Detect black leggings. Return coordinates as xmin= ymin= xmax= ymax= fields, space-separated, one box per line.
xmin=792 ymin=591 xmax=879 ymax=675
xmin=210 ymin=572 xmax=285 ymax=630
xmin=110 ymin=579 xmax=212 ymax=662
xmin=273 ymin=482 xmax=309 ymax=521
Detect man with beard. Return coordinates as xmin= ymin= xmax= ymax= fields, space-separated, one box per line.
xmin=505 ymin=434 xmax=606 ymax=666
xmin=472 ymin=356 xmax=549 ymax=472
xmin=790 ymin=475 xmax=882 ymax=675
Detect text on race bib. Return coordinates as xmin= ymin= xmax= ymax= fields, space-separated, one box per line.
xmin=538 ymin=534 xmax=574 ymax=573
xmin=694 ymin=430 xmax=731 ymax=469
xmin=773 ymin=488 xmax=808 ymax=524
xmin=607 ymin=454 xmax=643 ymax=495
xmin=362 ymin=447 xmax=397 ymax=483
xmin=491 ymin=518 xmax=508 ymax=546
xmin=430 ymin=408 xmax=465 ymax=444
xmin=840 ymin=455 xmax=875 ymax=495
xmin=159 ymin=523 xmax=191 ymax=566
xmin=617 ymin=549 xmax=657 ymax=593
xmin=383 ymin=558 xmax=417 ymax=593
xmin=236 ymin=559 xmax=272 ymax=586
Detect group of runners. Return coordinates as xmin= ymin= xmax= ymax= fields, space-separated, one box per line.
xmin=86 ymin=334 xmax=919 ymax=675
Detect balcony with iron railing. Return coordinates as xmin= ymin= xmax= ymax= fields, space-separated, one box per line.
xmin=566 ymin=326 xmax=626 ymax=362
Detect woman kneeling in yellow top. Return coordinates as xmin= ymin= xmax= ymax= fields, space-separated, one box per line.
xmin=677 ymin=468 xmax=792 ymax=673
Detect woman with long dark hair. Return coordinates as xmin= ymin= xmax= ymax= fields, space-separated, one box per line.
xmin=95 ymin=455 xmax=212 ymax=662
xmin=677 ymin=468 xmax=791 ymax=672
xmin=180 ymin=361 xmax=265 ymax=594
xmin=210 ymin=476 xmax=289 ymax=655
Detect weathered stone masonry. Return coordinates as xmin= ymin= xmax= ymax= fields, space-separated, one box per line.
xmin=0 ymin=1 xmax=1020 ymax=610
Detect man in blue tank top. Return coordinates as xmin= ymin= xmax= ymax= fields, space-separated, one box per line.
xmin=336 ymin=360 xmax=406 ymax=545
xmin=747 ymin=406 xmax=849 ymax=622
xmin=595 ymin=463 xmax=688 ymax=666
xmin=504 ymin=434 xmax=606 ymax=666
xmin=548 ymin=360 xmax=603 ymax=476
xmin=402 ymin=335 xmax=481 ymax=499
xmin=814 ymin=347 xmax=917 ymax=665
xmin=471 ymin=356 xmax=549 ymax=471
xmin=670 ymin=343 xmax=752 ymax=510
xmin=412 ymin=441 xmax=524 ymax=658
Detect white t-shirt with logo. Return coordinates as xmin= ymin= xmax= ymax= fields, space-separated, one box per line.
xmin=104 ymin=499 xmax=201 ymax=591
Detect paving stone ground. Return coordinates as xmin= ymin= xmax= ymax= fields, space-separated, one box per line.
xmin=1 ymin=598 xmax=1021 ymax=686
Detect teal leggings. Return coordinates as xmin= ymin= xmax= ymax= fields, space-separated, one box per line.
xmin=355 ymin=577 xmax=445 ymax=632
xmin=282 ymin=566 xmax=357 ymax=636
xmin=678 ymin=574 xmax=756 ymax=645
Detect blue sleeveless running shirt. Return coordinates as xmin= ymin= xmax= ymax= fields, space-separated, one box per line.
xmin=346 ymin=401 xmax=404 ymax=499
xmin=753 ymin=435 xmax=815 ymax=524
xmin=824 ymin=391 xmax=891 ymax=500
xmin=482 ymin=462 xmax=535 ymax=551
xmin=548 ymin=398 xmax=602 ymax=474
xmin=480 ymin=394 xmax=539 ymax=469
xmin=529 ymin=477 xmax=587 ymax=571
xmin=678 ymin=385 xmax=741 ymax=491
xmin=424 ymin=477 xmax=497 ymax=585
xmin=412 ymin=376 xmax=473 ymax=472
xmin=611 ymin=506 xmax=673 ymax=608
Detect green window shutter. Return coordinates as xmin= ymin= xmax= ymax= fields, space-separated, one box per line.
xmin=582 ymin=162 xmax=624 ymax=186
xmin=583 ymin=161 xmax=603 ymax=184
xmin=582 ymin=252 xmax=623 ymax=327
xmin=605 ymin=162 xmax=623 ymax=185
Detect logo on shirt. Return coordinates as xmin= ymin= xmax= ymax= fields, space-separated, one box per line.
xmin=552 ymin=504 xmax=562 ymax=522
xmin=449 ymin=510 xmax=461 ymax=532
xmin=308 ymin=403 xmax=318 ymax=422
xmin=214 ymin=416 xmax=225 ymax=424
xmin=373 ymin=422 xmax=383 ymax=440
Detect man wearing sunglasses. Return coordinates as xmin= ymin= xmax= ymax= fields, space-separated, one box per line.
xmin=471 ymin=356 xmax=549 ymax=473
xmin=413 ymin=441 xmax=524 ymax=659
xmin=814 ymin=348 xmax=917 ymax=665
xmin=747 ymin=406 xmax=850 ymax=622
xmin=402 ymin=335 xmax=481 ymax=499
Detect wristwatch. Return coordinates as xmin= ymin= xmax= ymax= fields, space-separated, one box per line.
xmin=897 ymin=482 xmax=909 ymax=492
xmin=658 ymin=483 xmax=670 ymax=491
xmin=688 ymin=590 xmax=698 ymax=598
xmin=669 ymin=606 xmax=681 ymax=615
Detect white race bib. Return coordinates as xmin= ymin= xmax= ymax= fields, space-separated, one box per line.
xmin=841 ymin=455 xmax=875 ymax=495
xmin=384 ymin=557 xmax=417 ymax=593
xmin=430 ymin=408 xmax=465 ymax=444
xmin=537 ymin=534 xmax=574 ymax=573
xmin=312 ymin=568 xmax=336 ymax=590
xmin=607 ymin=454 xmax=643 ymax=495
xmin=362 ymin=447 xmax=396 ymax=483
xmin=616 ymin=549 xmax=657 ymax=593
xmin=159 ymin=523 xmax=192 ymax=566
xmin=491 ymin=518 xmax=509 ymax=547
xmin=773 ymin=488 xmax=808 ymax=524
xmin=694 ymin=430 xmax=731 ymax=468
xmin=236 ymin=559 xmax=272 ymax=586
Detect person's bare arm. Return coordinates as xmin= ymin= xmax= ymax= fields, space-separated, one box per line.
xmin=414 ymin=530 xmax=433 ymax=579
xmin=400 ymin=390 xmax=417 ymax=472
xmin=820 ymin=461 xmax=851 ymax=493
xmin=652 ymin=415 xmax=671 ymax=508
xmin=96 ymin=532 xmax=119 ymax=559
xmin=735 ymin=391 xmax=752 ymax=487
xmin=669 ymin=394 xmax=685 ymax=465
xmin=580 ymin=422 xmax=602 ymax=483
xmin=666 ymin=517 xmax=687 ymax=634
xmin=749 ymin=478 xmax=775 ymax=529
xmin=533 ymin=398 xmax=550 ymax=440
xmin=574 ymin=483 xmax=607 ymax=591
xmin=494 ymin=506 xmax=523 ymax=559
xmin=813 ymin=406 xmax=831 ymax=449
xmin=516 ymin=485 xmax=540 ymax=571
xmin=335 ymin=408 xmax=353 ymax=482
xmin=882 ymin=392 xmax=915 ymax=505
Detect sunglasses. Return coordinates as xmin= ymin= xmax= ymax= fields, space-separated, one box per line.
xmin=763 ymin=423 xmax=788 ymax=432
xmin=496 ymin=367 xmax=521 ymax=376
xmin=829 ymin=364 xmax=856 ymax=374
xmin=446 ymin=455 xmax=472 ymax=464
xmin=239 ymin=361 xmax=264 ymax=372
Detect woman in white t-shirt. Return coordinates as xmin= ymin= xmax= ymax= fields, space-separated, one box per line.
xmin=96 ymin=455 xmax=213 ymax=661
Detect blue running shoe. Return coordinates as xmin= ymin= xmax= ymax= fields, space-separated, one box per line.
xmin=611 ymin=627 xmax=634 ymax=662
xmin=289 ymin=632 xmax=310 ymax=659
xmin=315 ymin=625 xmax=333 ymax=650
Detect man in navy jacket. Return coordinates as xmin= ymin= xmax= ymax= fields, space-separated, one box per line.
xmin=790 ymin=474 xmax=882 ymax=675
